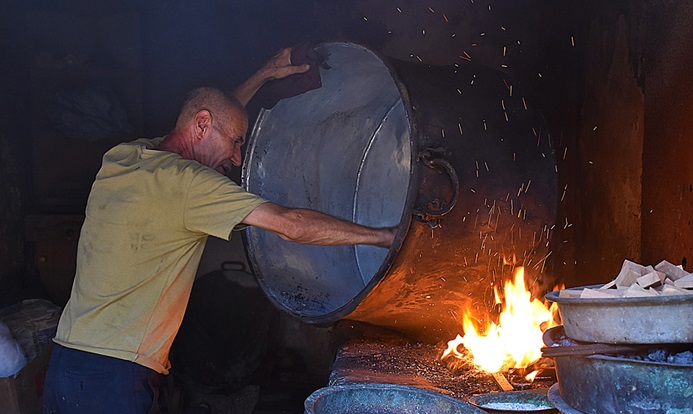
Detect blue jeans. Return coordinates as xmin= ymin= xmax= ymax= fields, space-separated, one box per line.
xmin=44 ymin=344 xmax=165 ymax=414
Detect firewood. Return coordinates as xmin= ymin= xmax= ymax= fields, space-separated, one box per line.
xmin=491 ymin=372 xmax=514 ymax=392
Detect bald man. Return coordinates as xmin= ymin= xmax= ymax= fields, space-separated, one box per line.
xmin=43 ymin=48 xmax=395 ymax=414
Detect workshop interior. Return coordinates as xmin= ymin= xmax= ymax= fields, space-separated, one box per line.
xmin=0 ymin=1 xmax=692 ymax=413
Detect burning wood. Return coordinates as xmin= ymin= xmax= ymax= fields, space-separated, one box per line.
xmin=490 ymin=372 xmax=513 ymax=392
xmin=329 ymin=321 xmax=557 ymax=403
xmin=441 ymin=267 xmax=560 ymax=378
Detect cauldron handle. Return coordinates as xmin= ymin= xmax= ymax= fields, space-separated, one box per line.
xmin=413 ymin=147 xmax=460 ymax=227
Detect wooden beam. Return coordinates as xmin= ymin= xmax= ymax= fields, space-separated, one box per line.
xmin=491 ymin=372 xmax=514 ymax=392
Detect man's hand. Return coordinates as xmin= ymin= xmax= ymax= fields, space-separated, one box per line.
xmin=233 ymin=47 xmax=311 ymax=106
xmin=259 ymin=47 xmax=311 ymax=81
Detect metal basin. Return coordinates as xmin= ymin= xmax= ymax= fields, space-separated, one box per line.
xmin=244 ymin=42 xmax=410 ymax=323
xmin=546 ymin=286 xmax=693 ymax=343
xmin=551 ymin=351 xmax=693 ymax=414
xmin=243 ymin=42 xmax=557 ymax=342
xmin=469 ymin=391 xmax=557 ymax=414
xmin=304 ymin=383 xmax=487 ymax=414
xmin=543 ymin=326 xmax=693 ymax=414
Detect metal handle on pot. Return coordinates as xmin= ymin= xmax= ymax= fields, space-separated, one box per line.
xmin=413 ymin=147 xmax=460 ymax=227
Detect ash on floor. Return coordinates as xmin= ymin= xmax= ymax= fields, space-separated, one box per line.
xmin=329 ymin=321 xmax=556 ymax=402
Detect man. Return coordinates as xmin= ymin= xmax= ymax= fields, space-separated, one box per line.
xmin=43 ymin=48 xmax=396 ymax=414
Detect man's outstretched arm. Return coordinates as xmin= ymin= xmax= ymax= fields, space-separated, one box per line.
xmin=241 ymin=202 xmax=396 ymax=249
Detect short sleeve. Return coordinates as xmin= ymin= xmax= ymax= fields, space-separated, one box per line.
xmin=184 ymin=168 xmax=267 ymax=240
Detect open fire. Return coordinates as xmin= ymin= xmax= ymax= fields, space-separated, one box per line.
xmin=442 ymin=267 xmax=560 ymax=377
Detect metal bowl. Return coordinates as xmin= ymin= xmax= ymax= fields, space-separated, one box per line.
xmin=543 ymin=326 xmax=693 ymax=414
xmin=546 ymin=384 xmax=584 ymax=414
xmin=545 ymin=285 xmax=693 ymax=343
xmin=468 ymin=391 xmax=557 ymax=414
xmin=304 ymin=383 xmax=487 ymax=414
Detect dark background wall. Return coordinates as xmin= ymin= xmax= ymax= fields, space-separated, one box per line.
xmin=641 ymin=0 xmax=693 ymax=268
xmin=0 ymin=0 xmax=691 ymax=348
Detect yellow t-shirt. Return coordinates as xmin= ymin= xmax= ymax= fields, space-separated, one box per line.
xmin=54 ymin=137 xmax=267 ymax=374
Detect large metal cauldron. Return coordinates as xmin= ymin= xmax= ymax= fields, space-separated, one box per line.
xmin=242 ymin=42 xmax=556 ymax=342
xmin=544 ymin=326 xmax=693 ymax=413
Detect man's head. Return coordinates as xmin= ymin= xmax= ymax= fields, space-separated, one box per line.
xmin=175 ymin=87 xmax=248 ymax=174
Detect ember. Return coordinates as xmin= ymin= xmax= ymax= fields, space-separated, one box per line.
xmin=442 ymin=267 xmax=558 ymax=374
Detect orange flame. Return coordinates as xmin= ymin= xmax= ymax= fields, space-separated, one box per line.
xmin=442 ymin=267 xmax=558 ymax=373
xmin=525 ymin=370 xmax=539 ymax=382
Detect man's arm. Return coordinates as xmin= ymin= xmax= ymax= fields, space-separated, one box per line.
xmin=233 ymin=48 xmax=310 ymax=106
xmin=241 ymin=202 xmax=396 ymax=249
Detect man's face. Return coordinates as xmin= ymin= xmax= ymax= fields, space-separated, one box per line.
xmin=207 ymin=111 xmax=248 ymax=175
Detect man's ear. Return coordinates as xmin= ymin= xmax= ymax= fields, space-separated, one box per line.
xmin=194 ymin=110 xmax=213 ymax=140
